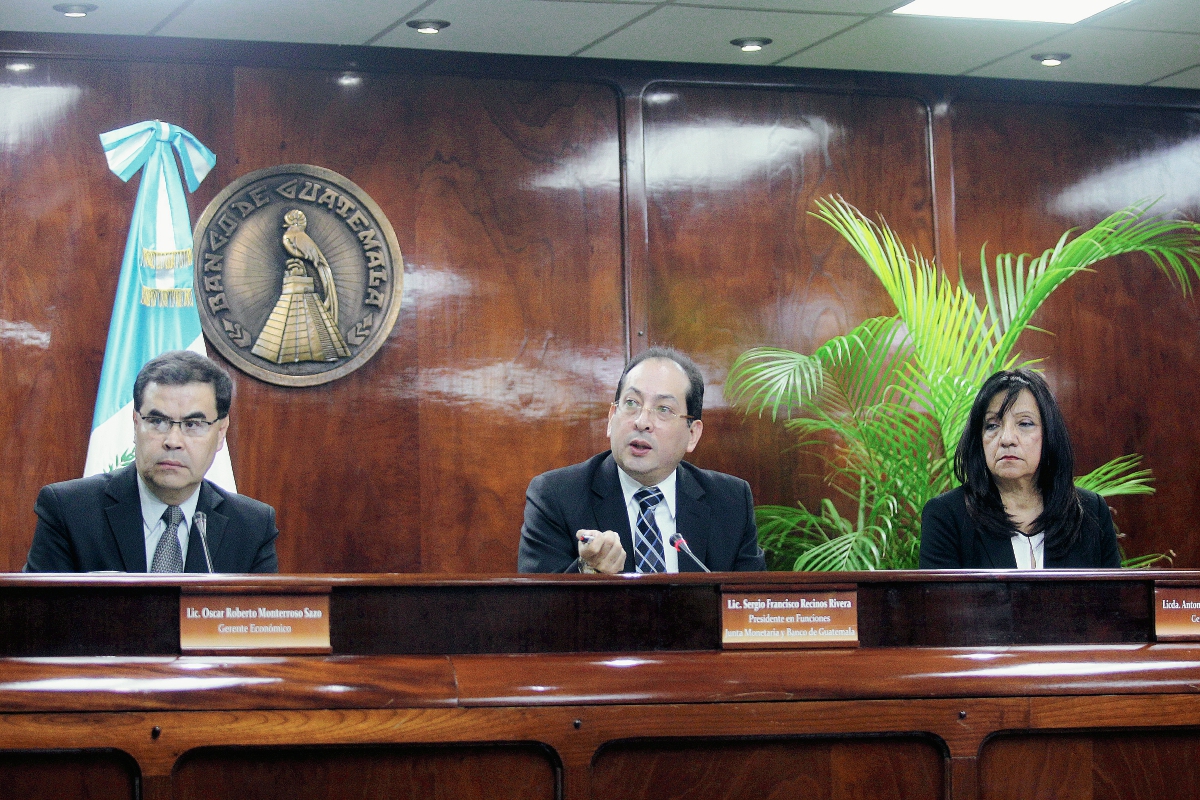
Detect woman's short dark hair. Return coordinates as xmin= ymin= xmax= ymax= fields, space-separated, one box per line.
xmin=954 ymin=368 xmax=1082 ymax=557
xmin=133 ymin=350 xmax=234 ymax=419
xmin=615 ymin=346 xmax=704 ymax=421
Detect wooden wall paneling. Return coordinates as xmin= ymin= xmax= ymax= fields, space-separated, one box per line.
xmin=5 ymin=31 xmax=1200 ymax=573
xmin=0 ymin=59 xmax=234 ymax=572
xmin=226 ymin=66 xmax=421 ymax=573
xmin=227 ymin=69 xmax=625 ymax=572
xmin=172 ymin=744 xmax=558 ymax=800
xmin=623 ymin=79 xmax=650 ymax=359
xmin=639 ymin=85 xmax=935 ymax=517
xmin=408 ymin=77 xmax=625 ymax=573
xmin=929 ymin=95 xmax=958 ymax=275
xmin=949 ymin=101 xmax=1200 ymax=566
xmin=0 ymin=749 xmax=138 ymax=800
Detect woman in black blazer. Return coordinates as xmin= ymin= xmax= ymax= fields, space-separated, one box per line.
xmin=919 ymin=369 xmax=1120 ymax=569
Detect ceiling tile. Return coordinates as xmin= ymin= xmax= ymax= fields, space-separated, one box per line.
xmin=1088 ymin=0 xmax=1200 ymax=34
xmin=371 ymin=0 xmax=653 ymax=55
xmin=778 ymin=15 xmax=1063 ymax=75
xmin=580 ymin=5 xmax=862 ymax=64
xmin=674 ymin=0 xmax=897 ymax=12
xmin=971 ymin=27 xmax=1200 ymax=85
xmin=0 ymin=0 xmax=184 ymax=37
xmin=1151 ymin=65 xmax=1200 ymax=89
xmin=155 ymin=0 xmax=410 ymax=44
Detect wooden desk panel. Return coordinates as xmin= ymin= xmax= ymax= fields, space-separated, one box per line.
xmin=174 ymin=744 xmax=558 ymax=800
xmin=0 ymin=572 xmax=1197 ymax=800
xmin=0 ymin=750 xmax=137 ymax=800
xmin=593 ymin=737 xmax=945 ymax=800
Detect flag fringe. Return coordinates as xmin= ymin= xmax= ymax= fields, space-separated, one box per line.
xmin=141 ymin=248 xmax=193 ymax=271
xmin=140 ymin=287 xmax=195 ymax=307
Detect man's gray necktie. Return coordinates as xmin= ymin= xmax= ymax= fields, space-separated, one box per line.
xmin=633 ymin=486 xmax=666 ymax=574
xmin=150 ymin=505 xmax=185 ymax=573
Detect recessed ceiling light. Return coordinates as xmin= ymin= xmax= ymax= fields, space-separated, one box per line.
xmin=53 ymin=3 xmax=97 ymax=17
xmin=6 ymin=62 xmax=35 ymax=72
xmin=1032 ymin=53 xmax=1070 ymax=66
xmin=337 ymin=72 xmax=362 ymax=87
xmin=730 ymin=37 xmax=772 ymax=53
xmin=406 ymin=19 xmax=450 ymax=35
xmin=892 ymin=0 xmax=1131 ymax=25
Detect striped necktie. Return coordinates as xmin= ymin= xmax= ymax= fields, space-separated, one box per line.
xmin=633 ymin=486 xmax=666 ymax=574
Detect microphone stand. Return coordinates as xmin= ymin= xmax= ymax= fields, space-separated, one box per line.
xmin=670 ymin=533 xmax=710 ymax=573
xmin=194 ymin=512 xmax=214 ymax=573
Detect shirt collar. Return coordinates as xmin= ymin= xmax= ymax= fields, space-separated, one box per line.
xmin=615 ymin=465 xmax=677 ymax=518
xmin=136 ymin=472 xmax=202 ymax=532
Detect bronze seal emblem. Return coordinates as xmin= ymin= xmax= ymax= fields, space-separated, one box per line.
xmin=193 ymin=164 xmax=402 ymax=386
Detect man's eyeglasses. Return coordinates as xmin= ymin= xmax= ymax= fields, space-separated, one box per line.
xmin=136 ymin=412 xmax=223 ymax=438
xmin=612 ymin=397 xmax=694 ymax=424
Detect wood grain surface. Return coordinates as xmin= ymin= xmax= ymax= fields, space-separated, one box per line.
xmin=592 ymin=737 xmax=945 ymax=800
xmin=0 ymin=33 xmax=1198 ymax=573
xmin=950 ymin=101 xmax=1200 ymax=567
xmin=174 ymin=743 xmax=557 ymax=800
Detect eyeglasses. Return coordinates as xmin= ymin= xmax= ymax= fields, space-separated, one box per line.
xmin=613 ymin=397 xmax=694 ymax=424
xmin=136 ymin=412 xmax=223 ymax=437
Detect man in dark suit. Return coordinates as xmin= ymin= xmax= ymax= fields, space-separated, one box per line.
xmin=25 ymin=351 xmax=278 ymax=573
xmin=518 ymin=347 xmax=764 ymax=574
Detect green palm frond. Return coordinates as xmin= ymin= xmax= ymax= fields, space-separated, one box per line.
xmin=810 ymin=197 xmax=1001 ymax=453
xmin=732 ymin=195 xmax=1200 ymax=571
xmin=1074 ymin=454 xmax=1156 ymax=497
xmin=1122 ymin=551 xmax=1174 ymax=569
xmin=983 ymin=204 xmax=1200 ymax=368
xmin=725 ymin=347 xmax=824 ymax=422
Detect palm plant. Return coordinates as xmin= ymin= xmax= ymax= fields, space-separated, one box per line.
xmin=726 ymin=196 xmax=1200 ymax=571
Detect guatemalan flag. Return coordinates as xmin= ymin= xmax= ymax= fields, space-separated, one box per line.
xmin=83 ymin=120 xmax=236 ymax=491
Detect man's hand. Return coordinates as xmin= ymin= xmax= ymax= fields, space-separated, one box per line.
xmin=577 ymin=530 xmax=625 ymax=574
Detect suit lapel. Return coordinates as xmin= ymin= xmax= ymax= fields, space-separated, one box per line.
xmin=185 ymin=482 xmax=227 ymax=573
xmin=676 ymin=465 xmax=710 ymax=572
xmin=103 ymin=465 xmax=148 ymax=572
xmin=591 ymin=455 xmax=635 ymax=573
xmin=979 ymin=530 xmax=1018 ymax=568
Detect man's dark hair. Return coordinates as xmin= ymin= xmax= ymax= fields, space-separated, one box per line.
xmin=614 ymin=346 xmax=705 ymax=421
xmin=954 ymin=368 xmax=1082 ymax=558
xmin=133 ymin=351 xmax=234 ymax=419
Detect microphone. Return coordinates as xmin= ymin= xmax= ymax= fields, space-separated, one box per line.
xmin=669 ymin=532 xmax=710 ymax=573
xmin=194 ymin=512 xmax=214 ymax=573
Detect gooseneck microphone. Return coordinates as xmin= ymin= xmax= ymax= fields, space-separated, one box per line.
xmin=669 ymin=532 xmax=710 ymax=573
xmin=194 ymin=512 xmax=214 ymax=573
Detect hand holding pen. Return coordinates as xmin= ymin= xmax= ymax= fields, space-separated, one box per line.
xmin=576 ymin=529 xmax=625 ymax=574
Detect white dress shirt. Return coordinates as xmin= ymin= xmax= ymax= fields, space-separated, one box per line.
xmin=615 ymin=466 xmax=680 ymax=573
xmin=137 ymin=473 xmax=201 ymax=569
xmin=1011 ymin=531 xmax=1046 ymax=569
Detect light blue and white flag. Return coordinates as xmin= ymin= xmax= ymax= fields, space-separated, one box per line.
xmin=83 ymin=120 xmax=235 ymax=490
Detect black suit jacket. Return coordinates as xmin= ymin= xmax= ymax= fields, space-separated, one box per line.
xmin=518 ymin=451 xmax=766 ymax=573
xmin=24 ymin=464 xmax=279 ymax=573
xmin=919 ymin=485 xmax=1121 ymax=569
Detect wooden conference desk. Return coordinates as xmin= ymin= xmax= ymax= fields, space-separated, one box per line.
xmin=0 ymin=570 xmax=1197 ymax=800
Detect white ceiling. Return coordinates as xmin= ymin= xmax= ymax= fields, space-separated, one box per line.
xmin=1 ymin=0 xmax=1198 ymax=89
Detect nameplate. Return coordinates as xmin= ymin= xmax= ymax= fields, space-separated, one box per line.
xmin=720 ymin=585 xmax=858 ymax=648
xmin=180 ymin=589 xmax=331 ymax=654
xmin=1154 ymin=583 xmax=1200 ymax=641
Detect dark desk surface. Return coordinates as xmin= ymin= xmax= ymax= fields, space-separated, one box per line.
xmin=0 ymin=569 xmax=1167 ymax=656
xmin=1 ymin=571 xmax=1199 ymax=800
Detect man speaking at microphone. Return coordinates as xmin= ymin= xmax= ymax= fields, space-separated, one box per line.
xmin=25 ymin=351 xmax=278 ymax=573
xmin=518 ymin=347 xmax=765 ymax=574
